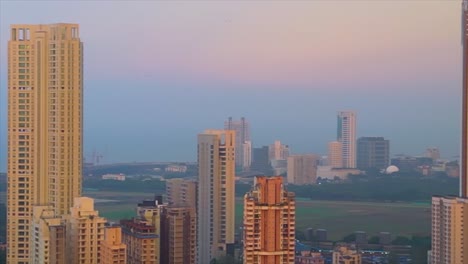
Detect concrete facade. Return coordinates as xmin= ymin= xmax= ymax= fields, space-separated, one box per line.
xmin=197 ymin=130 xmax=236 ymax=263
xmin=243 ymin=176 xmax=295 ymax=264
xmin=7 ymin=23 xmax=83 ymax=263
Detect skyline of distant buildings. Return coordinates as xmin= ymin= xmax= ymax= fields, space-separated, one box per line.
xmin=3 ymin=18 xmax=464 ymax=264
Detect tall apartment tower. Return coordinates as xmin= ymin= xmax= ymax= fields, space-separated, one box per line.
xmin=328 ymin=141 xmax=343 ymax=168
xmin=7 ymin=23 xmax=83 ymax=263
xmin=269 ymin=140 xmax=290 ymax=161
xmin=166 ymin=207 xmax=197 ymax=264
xmin=430 ymin=2 xmax=468 ymax=263
xmin=337 ymin=111 xmax=356 ymax=168
xmin=356 ymin=137 xmax=390 ymax=170
xmin=287 ymin=154 xmax=319 ymax=185
xmin=166 ymin=178 xmax=197 ymax=208
xmin=243 ymin=176 xmax=296 ymax=264
xmin=66 ymin=197 xmax=107 ymax=264
xmin=225 ymin=117 xmax=251 ymax=170
xmin=197 ymin=130 xmax=236 ymax=263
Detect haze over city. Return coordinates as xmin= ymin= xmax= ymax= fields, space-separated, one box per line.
xmin=0 ymin=1 xmax=462 ymax=169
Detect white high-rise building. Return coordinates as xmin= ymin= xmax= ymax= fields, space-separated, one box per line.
xmin=225 ymin=117 xmax=251 ymax=170
xmin=337 ymin=111 xmax=357 ymax=168
xmin=269 ymin=140 xmax=290 ymax=162
xmin=197 ymin=130 xmax=236 ymax=263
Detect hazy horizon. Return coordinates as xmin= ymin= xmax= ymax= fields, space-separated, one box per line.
xmin=0 ymin=1 xmax=463 ymax=170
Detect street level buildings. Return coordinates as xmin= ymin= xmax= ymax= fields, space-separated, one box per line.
xmin=7 ymin=23 xmax=83 ymax=263
xmin=197 ymin=130 xmax=236 ymax=263
xmin=332 ymin=245 xmax=362 ymax=264
xmin=356 ymin=137 xmax=390 ymax=170
xmin=243 ymin=176 xmax=296 ymax=264
xmin=337 ymin=111 xmax=357 ymax=168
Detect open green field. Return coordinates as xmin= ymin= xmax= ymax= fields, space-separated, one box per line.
xmin=83 ymin=191 xmax=431 ymax=241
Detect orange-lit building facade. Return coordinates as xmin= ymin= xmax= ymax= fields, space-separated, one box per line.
xmin=101 ymin=225 xmax=127 ymax=264
xmin=243 ymin=176 xmax=295 ymax=264
xmin=121 ymin=219 xmax=158 ymax=264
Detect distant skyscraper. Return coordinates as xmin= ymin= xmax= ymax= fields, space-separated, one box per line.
xmin=7 ymin=23 xmax=83 ymax=263
xmin=225 ymin=117 xmax=251 ymax=170
xmin=269 ymin=140 xmax=290 ymax=161
xmin=243 ymin=176 xmax=295 ymax=264
xmin=337 ymin=111 xmax=357 ymax=168
xmin=430 ymin=2 xmax=468 ymax=263
xmin=250 ymin=146 xmax=274 ymax=175
xmin=328 ymin=141 xmax=343 ymax=168
xmin=287 ymin=154 xmax=319 ymax=185
xmin=356 ymin=137 xmax=390 ymax=170
xmin=197 ymin=130 xmax=236 ymax=263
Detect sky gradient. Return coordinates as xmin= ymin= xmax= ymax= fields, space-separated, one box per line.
xmin=0 ymin=1 xmax=463 ymax=170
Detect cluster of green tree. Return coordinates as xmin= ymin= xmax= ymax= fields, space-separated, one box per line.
xmin=291 ymin=173 xmax=458 ymax=202
xmin=83 ymin=178 xmax=166 ymax=193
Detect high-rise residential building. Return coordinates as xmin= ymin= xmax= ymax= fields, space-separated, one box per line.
xmin=30 ymin=206 xmax=66 ymax=264
xmin=328 ymin=141 xmax=343 ymax=168
xmin=332 ymin=245 xmax=361 ymax=264
xmin=287 ymin=154 xmax=319 ymax=185
xmin=243 ymin=140 xmax=252 ymax=170
xmin=166 ymin=178 xmax=184 ymax=206
xmin=166 ymin=207 xmax=197 ymax=264
xmin=269 ymin=140 xmax=290 ymax=161
xmin=121 ymin=219 xmax=159 ymax=264
xmin=430 ymin=2 xmax=468 ymax=263
xmin=100 ymin=225 xmax=127 ymax=264
xmin=431 ymin=196 xmax=468 ymax=263
xmin=137 ymin=197 xmax=168 ymax=264
xmin=121 ymin=197 xmax=168 ymax=264
xmin=337 ymin=111 xmax=357 ymax=168
xmin=356 ymin=137 xmax=390 ymax=170
xmin=197 ymin=130 xmax=236 ymax=263
xmin=225 ymin=117 xmax=251 ymax=170
xmin=7 ymin=23 xmax=83 ymax=263
xmin=166 ymin=178 xmax=197 ymax=208
xmin=243 ymin=176 xmax=295 ymax=264
xmin=66 ymin=197 xmax=107 ymax=264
